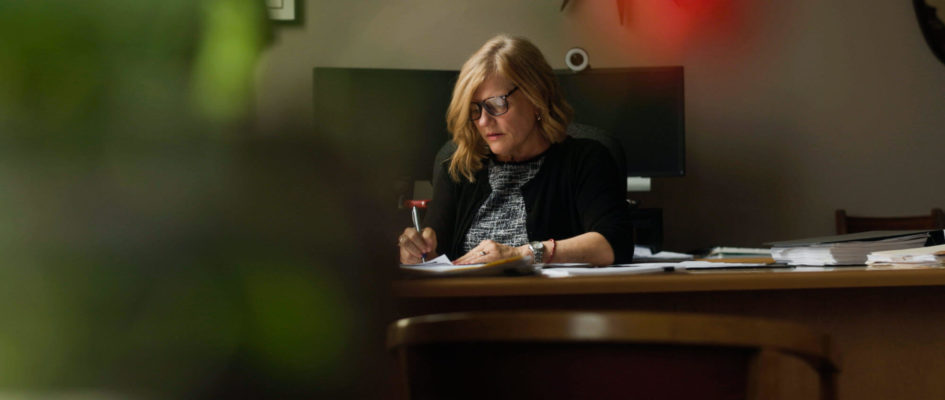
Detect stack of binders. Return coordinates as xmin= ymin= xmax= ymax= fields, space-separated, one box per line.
xmin=768 ymin=230 xmax=935 ymax=266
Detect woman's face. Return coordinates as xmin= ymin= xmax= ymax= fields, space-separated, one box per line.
xmin=471 ymin=74 xmax=547 ymax=162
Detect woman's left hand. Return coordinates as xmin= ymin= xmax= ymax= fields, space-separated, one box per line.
xmin=453 ymin=239 xmax=528 ymax=265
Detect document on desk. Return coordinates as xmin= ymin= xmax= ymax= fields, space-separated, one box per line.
xmin=541 ymin=264 xmax=674 ymax=277
xmin=400 ymin=254 xmax=456 ymax=268
xmin=400 ymin=255 xmax=536 ymax=277
xmin=867 ymin=243 xmax=945 ymax=264
xmin=865 ymin=243 xmax=945 ymax=269
xmin=632 ymin=245 xmax=694 ymax=262
xmin=540 ymin=261 xmax=770 ymax=278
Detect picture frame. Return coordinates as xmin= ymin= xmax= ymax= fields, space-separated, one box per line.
xmin=266 ymin=0 xmax=295 ymax=22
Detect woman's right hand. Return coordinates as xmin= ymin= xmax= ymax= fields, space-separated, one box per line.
xmin=398 ymin=227 xmax=437 ymax=264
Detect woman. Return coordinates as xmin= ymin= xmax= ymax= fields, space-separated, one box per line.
xmin=398 ymin=34 xmax=634 ymax=266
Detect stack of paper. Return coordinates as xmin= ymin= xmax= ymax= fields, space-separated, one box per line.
xmin=866 ymin=244 xmax=945 ymax=268
xmin=769 ymin=231 xmax=931 ymax=266
xmin=704 ymin=246 xmax=771 ymax=258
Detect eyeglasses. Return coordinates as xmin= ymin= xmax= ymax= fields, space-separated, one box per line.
xmin=469 ymin=86 xmax=519 ymax=121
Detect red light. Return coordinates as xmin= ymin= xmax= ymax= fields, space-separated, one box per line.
xmin=584 ymin=0 xmax=747 ymax=59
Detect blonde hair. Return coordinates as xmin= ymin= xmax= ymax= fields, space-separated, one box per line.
xmin=445 ymin=35 xmax=573 ymax=182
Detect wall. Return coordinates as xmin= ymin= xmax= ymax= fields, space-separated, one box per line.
xmin=255 ymin=0 xmax=945 ymax=252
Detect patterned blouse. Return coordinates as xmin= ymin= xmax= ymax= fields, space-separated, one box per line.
xmin=463 ymin=155 xmax=545 ymax=252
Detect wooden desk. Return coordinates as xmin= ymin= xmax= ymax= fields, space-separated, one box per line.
xmin=393 ymin=268 xmax=945 ymax=400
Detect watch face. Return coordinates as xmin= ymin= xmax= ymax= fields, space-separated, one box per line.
xmin=529 ymin=241 xmax=543 ymax=263
xmin=915 ymin=0 xmax=945 ymax=65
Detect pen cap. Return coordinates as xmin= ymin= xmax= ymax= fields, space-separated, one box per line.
xmin=404 ymin=199 xmax=431 ymax=209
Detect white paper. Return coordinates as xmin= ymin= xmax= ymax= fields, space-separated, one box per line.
xmin=539 ymin=261 xmax=769 ymax=278
xmin=401 ymin=254 xmax=454 ymax=267
xmin=632 ymin=245 xmax=694 ymax=262
xmin=400 ymin=255 xmax=535 ymax=276
xmin=866 ymin=244 xmax=945 ymax=264
xmin=675 ymin=261 xmax=768 ymax=269
xmin=541 ymin=264 xmax=674 ymax=277
xmin=400 ymin=254 xmax=487 ymax=273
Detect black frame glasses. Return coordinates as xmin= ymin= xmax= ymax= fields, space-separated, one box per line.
xmin=469 ymin=86 xmax=518 ymax=121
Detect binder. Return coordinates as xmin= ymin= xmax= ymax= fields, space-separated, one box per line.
xmin=766 ymin=230 xmax=940 ymax=247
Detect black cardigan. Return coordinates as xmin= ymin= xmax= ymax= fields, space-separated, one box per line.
xmin=424 ymin=136 xmax=635 ymax=263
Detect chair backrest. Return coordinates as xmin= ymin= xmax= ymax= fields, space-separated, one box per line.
xmin=431 ymin=123 xmax=626 ymax=185
xmin=567 ymin=122 xmax=627 ymax=177
xmin=835 ymin=208 xmax=945 ymax=234
xmin=388 ymin=311 xmax=838 ymax=400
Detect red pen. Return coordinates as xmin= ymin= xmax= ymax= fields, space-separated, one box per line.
xmin=405 ymin=199 xmax=431 ymax=262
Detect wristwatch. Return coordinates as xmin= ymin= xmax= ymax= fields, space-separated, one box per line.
xmin=528 ymin=241 xmax=544 ymax=263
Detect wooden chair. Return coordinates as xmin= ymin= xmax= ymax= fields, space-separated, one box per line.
xmin=388 ymin=311 xmax=838 ymax=400
xmin=835 ymin=208 xmax=945 ymax=234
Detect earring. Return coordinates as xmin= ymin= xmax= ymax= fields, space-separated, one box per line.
xmin=536 ymin=113 xmax=542 ymax=121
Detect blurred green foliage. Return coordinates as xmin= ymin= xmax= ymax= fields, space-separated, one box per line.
xmin=0 ymin=1 xmax=394 ymax=398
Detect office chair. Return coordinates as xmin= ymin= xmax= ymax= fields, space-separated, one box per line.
xmin=835 ymin=208 xmax=945 ymax=234
xmin=388 ymin=311 xmax=838 ymax=400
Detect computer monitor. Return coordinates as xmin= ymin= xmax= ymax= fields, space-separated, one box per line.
xmin=556 ymin=66 xmax=685 ymax=177
xmin=312 ymin=66 xmax=685 ymax=181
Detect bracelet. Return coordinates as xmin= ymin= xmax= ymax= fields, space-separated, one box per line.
xmin=546 ymin=238 xmax=556 ymax=263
